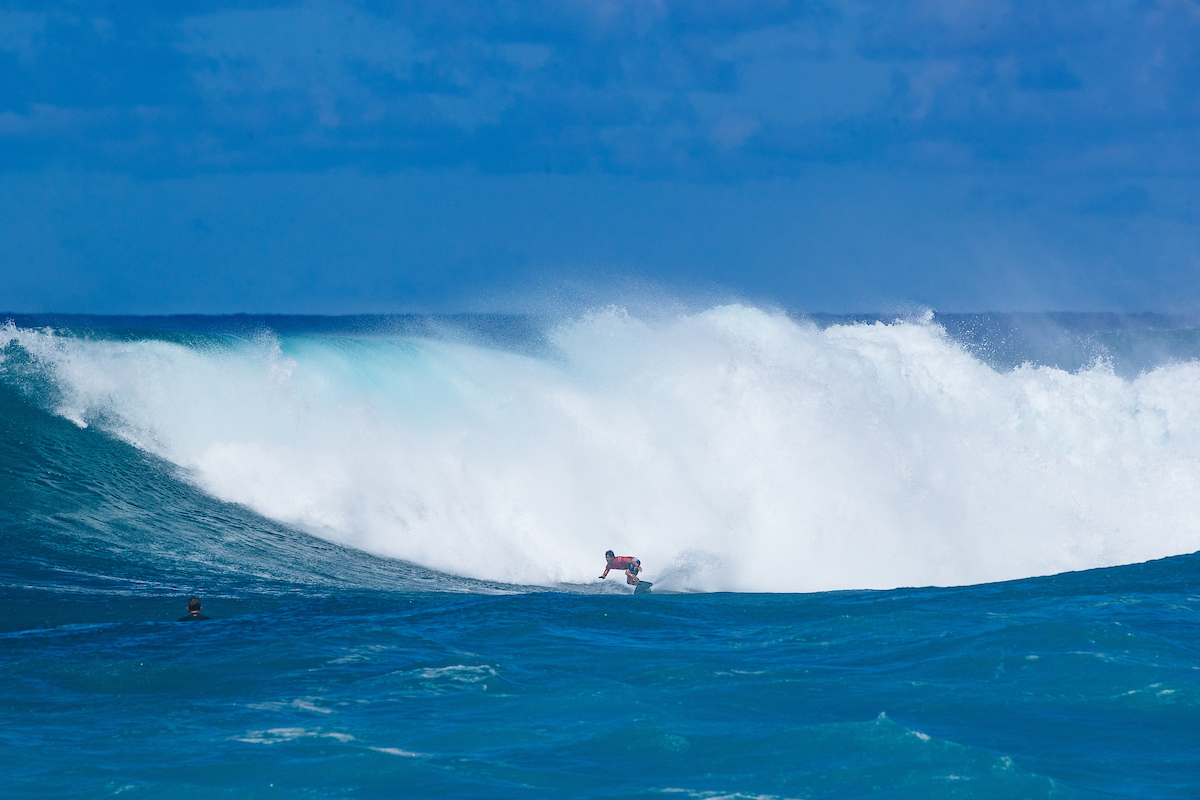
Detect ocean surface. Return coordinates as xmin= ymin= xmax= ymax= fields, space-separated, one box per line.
xmin=2 ymin=308 xmax=1198 ymax=798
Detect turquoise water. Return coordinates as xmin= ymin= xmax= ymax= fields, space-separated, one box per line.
xmin=2 ymin=311 xmax=1199 ymax=797
xmin=6 ymin=570 xmax=1199 ymax=799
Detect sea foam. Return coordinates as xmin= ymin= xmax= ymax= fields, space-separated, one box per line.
xmin=5 ymin=306 xmax=1200 ymax=592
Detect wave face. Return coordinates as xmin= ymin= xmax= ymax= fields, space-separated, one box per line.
xmin=4 ymin=307 xmax=1200 ymax=592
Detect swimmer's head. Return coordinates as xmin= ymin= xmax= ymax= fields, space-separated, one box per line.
xmin=187 ymin=597 xmax=202 ymax=613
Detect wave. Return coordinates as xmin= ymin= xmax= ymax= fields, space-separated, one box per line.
xmin=4 ymin=306 xmax=1200 ymax=592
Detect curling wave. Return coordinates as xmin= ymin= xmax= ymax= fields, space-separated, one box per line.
xmin=4 ymin=306 xmax=1200 ymax=592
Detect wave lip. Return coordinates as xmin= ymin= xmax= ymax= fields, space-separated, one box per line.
xmin=4 ymin=307 xmax=1200 ymax=592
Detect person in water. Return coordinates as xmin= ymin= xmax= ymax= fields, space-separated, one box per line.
xmin=600 ymin=550 xmax=642 ymax=586
xmin=178 ymin=597 xmax=211 ymax=622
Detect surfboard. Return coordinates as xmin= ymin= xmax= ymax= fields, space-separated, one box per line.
xmin=633 ymin=580 xmax=653 ymax=594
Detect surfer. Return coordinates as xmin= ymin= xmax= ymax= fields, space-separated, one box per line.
xmin=178 ymin=597 xmax=211 ymax=622
xmin=600 ymin=550 xmax=643 ymax=586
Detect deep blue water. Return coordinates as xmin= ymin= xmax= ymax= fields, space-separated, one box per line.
xmin=2 ymin=311 xmax=1199 ymax=798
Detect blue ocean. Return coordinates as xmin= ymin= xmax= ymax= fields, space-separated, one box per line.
xmin=2 ymin=308 xmax=1198 ymax=798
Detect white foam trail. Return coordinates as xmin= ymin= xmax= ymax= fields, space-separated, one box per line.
xmin=6 ymin=306 xmax=1200 ymax=592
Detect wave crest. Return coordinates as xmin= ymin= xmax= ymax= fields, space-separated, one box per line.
xmin=6 ymin=306 xmax=1200 ymax=591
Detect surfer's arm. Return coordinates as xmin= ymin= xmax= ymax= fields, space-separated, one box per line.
xmin=599 ymin=566 xmax=610 ymax=578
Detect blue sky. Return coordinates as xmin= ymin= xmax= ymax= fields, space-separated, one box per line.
xmin=2 ymin=0 xmax=1198 ymax=313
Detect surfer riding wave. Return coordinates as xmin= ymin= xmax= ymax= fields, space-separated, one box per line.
xmin=600 ymin=550 xmax=643 ymax=586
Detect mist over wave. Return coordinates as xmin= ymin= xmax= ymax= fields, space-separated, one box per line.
xmin=4 ymin=305 xmax=1200 ymax=592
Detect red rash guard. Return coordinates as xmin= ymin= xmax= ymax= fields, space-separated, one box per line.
xmin=608 ymin=556 xmax=639 ymax=571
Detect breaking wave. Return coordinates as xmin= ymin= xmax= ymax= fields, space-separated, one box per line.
xmin=5 ymin=305 xmax=1200 ymax=592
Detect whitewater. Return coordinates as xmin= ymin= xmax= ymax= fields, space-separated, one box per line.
xmin=4 ymin=305 xmax=1200 ymax=592
xmin=3 ymin=307 xmax=1200 ymax=799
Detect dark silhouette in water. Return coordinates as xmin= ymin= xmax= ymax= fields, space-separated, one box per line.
xmin=178 ymin=597 xmax=211 ymax=622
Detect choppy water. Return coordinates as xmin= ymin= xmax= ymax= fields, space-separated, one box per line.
xmin=2 ymin=309 xmax=1198 ymax=797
